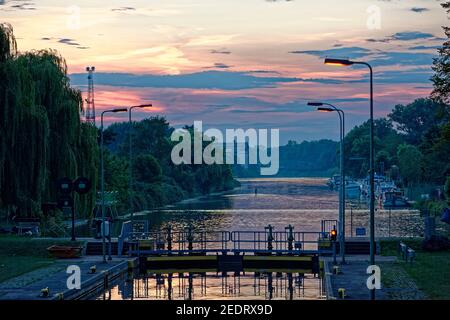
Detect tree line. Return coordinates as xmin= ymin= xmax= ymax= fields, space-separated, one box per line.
xmin=345 ymin=2 xmax=450 ymax=192
xmin=102 ymin=119 xmax=238 ymax=213
xmin=0 ymin=23 xmax=237 ymax=220
xmin=0 ymin=23 xmax=98 ymax=218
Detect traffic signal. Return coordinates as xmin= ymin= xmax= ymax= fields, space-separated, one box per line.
xmin=330 ymin=227 xmax=337 ymax=241
xmin=74 ymin=177 xmax=92 ymax=195
xmin=56 ymin=177 xmax=73 ymax=194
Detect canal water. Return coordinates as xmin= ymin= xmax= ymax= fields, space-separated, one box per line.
xmin=92 ymin=178 xmax=423 ymax=300
xmin=136 ymin=178 xmax=341 ymax=233
xmin=120 ymin=178 xmax=422 ymax=237
xmin=95 ymin=271 xmax=325 ymax=301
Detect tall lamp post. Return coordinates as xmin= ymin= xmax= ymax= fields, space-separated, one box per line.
xmin=101 ymin=108 xmax=127 ymax=263
xmin=129 ymin=104 xmax=152 ymax=223
xmin=324 ymin=58 xmax=375 ymax=300
xmin=308 ymin=102 xmax=346 ymax=264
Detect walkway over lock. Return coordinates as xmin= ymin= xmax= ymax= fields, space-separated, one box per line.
xmin=118 ymin=220 xmax=340 ymax=257
xmin=84 ymin=220 xmax=377 ymax=275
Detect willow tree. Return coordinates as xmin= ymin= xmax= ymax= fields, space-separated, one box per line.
xmin=0 ymin=23 xmax=98 ymax=218
xmin=431 ymin=1 xmax=450 ymax=104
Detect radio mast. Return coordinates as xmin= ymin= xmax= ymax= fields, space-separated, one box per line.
xmin=85 ymin=66 xmax=96 ymax=125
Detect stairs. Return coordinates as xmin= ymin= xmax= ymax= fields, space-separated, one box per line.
xmin=335 ymin=241 xmax=378 ymax=255
xmin=85 ymin=241 xmax=124 ymax=255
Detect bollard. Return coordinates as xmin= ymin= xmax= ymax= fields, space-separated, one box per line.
xmin=338 ymin=288 xmax=346 ymax=299
xmin=333 ymin=265 xmax=341 ymax=275
xmin=41 ymin=287 xmax=50 ymax=298
xmin=399 ymin=242 xmax=407 ymax=260
xmin=407 ymin=248 xmax=416 ymax=264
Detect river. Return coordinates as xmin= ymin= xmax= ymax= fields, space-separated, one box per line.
xmin=92 ymin=178 xmax=423 ymax=300
xmin=143 ymin=178 xmax=340 ymax=233
xmin=128 ymin=177 xmax=421 ymax=237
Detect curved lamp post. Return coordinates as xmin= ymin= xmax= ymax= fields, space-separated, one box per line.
xmin=308 ymin=102 xmax=346 ymax=264
xmin=101 ymin=108 xmax=127 ymax=263
xmin=324 ymin=57 xmax=375 ymax=300
xmin=129 ymin=104 xmax=152 ymax=223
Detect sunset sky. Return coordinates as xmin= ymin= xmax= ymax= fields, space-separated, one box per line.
xmin=1 ymin=0 xmax=448 ymax=144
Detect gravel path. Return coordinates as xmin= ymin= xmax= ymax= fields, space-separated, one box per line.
xmin=0 ymin=263 xmax=65 ymax=291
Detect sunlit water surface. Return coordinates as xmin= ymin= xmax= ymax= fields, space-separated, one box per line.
xmin=93 ymin=178 xmax=423 ymax=300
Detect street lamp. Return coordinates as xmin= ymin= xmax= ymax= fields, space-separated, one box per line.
xmin=101 ymin=108 xmax=127 ymax=263
xmin=129 ymin=104 xmax=152 ymax=223
xmin=308 ymin=102 xmax=346 ymax=264
xmin=324 ymin=57 xmax=375 ymax=300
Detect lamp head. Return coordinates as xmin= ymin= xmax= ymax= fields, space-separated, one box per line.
xmin=112 ymin=108 xmax=127 ymax=113
xmin=133 ymin=103 xmax=153 ymax=108
xmin=307 ymin=102 xmax=324 ymax=107
xmin=317 ymin=107 xmax=335 ymax=113
xmin=324 ymin=58 xmax=354 ymax=67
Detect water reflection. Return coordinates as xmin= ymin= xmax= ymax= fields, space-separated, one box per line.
xmin=98 ymin=271 xmax=325 ymax=301
xmin=92 ymin=178 xmax=426 ymax=301
xmin=79 ymin=178 xmax=424 ymax=239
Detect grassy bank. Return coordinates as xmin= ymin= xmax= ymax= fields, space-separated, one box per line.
xmin=380 ymin=239 xmax=450 ymax=299
xmin=0 ymin=235 xmax=81 ymax=283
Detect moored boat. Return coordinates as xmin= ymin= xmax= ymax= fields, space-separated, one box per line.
xmin=47 ymin=245 xmax=83 ymax=259
xmin=383 ymin=191 xmax=411 ymax=209
xmin=345 ymin=180 xmax=361 ymax=199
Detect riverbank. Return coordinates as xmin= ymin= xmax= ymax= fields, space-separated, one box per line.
xmin=324 ymin=239 xmax=450 ymax=300
xmin=0 ymin=255 xmax=136 ymax=300
xmin=380 ymin=239 xmax=450 ymax=299
xmin=323 ymin=255 xmax=395 ymax=300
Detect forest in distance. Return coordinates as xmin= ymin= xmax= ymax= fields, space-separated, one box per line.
xmin=235 ymin=97 xmax=450 ymax=188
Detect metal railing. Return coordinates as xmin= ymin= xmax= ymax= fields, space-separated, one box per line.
xmin=127 ymin=224 xmax=335 ymax=256
xmin=129 ymin=230 xmax=231 ymax=254
xmin=230 ymin=231 xmax=328 ymax=253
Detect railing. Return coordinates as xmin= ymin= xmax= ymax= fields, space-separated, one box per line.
xmin=129 ymin=230 xmax=231 ymax=254
xmin=127 ymin=224 xmax=334 ymax=256
xmin=230 ymin=231 xmax=328 ymax=253
xmin=321 ymin=220 xmax=338 ymax=235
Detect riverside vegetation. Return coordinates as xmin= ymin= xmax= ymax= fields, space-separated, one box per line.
xmin=0 ymin=23 xmax=237 ymax=223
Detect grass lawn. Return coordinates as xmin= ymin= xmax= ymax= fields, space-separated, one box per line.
xmin=380 ymin=239 xmax=450 ymax=300
xmin=0 ymin=256 xmax=55 ymax=283
xmin=0 ymin=235 xmax=82 ymax=283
